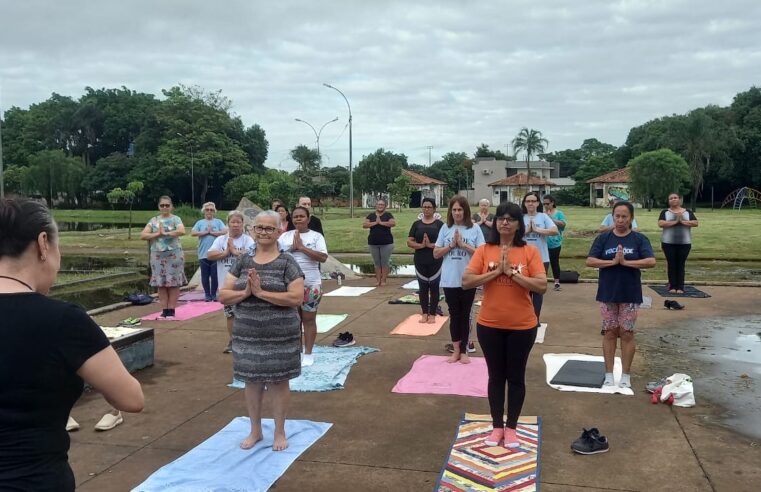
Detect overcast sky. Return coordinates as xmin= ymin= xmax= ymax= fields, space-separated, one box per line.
xmin=1 ymin=0 xmax=759 ymax=171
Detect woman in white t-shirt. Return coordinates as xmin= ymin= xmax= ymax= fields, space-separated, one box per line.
xmin=521 ymin=192 xmax=558 ymax=321
xmin=207 ymin=211 xmax=255 ymax=353
xmin=279 ymin=206 xmax=328 ymax=367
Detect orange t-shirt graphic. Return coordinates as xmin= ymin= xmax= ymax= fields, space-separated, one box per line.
xmin=466 ymin=243 xmax=544 ymax=330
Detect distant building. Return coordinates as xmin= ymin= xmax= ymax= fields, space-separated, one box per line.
xmin=362 ymin=168 xmax=446 ymax=209
xmin=468 ymin=157 xmax=574 ymax=205
xmin=586 ymin=167 xmax=636 ymax=207
xmin=488 ymin=174 xmax=557 ymax=204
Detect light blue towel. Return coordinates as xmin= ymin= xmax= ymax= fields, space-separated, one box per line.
xmin=229 ymin=345 xmax=379 ymax=392
xmin=132 ymin=417 xmax=331 ymax=492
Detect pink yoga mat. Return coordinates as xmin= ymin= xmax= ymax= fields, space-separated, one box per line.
xmin=178 ymin=291 xmax=207 ymax=302
xmin=390 ymin=314 xmax=449 ymax=336
xmin=142 ymin=301 xmax=223 ymax=321
xmin=392 ymin=355 xmax=487 ymax=397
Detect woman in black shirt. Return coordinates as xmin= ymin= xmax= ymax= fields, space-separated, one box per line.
xmin=407 ymin=197 xmax=444 ymax=323
xmin=363 ymin=198 xmax=396 ymax=286
xmin=0 ymin=197 xmax=144 ymax=491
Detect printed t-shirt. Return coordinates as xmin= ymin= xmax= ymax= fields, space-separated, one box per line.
xmin=467 ymin=243 xmax=544 ymax=330
xmin=588 ymin=230 xmax=655 ymax=304
xmin=435 ymin=224 xmax=485 ymax=288
xmin=366 ymin=212 xmax=395 ymax=245
xmin=191 ymin=218 xmax=226 ymax=259
xmin=147 ymin=215 xmax=183 ymax=252
xmin=408 ymin=219 xmax=443 ymax=266
xmin=279 ymin=229 xmax=328 ymax=286
xmin=523 ymin=212 xmax=555 ymax=262
xmin=546 ymin=210 xmax=567 ymax=249
xmin=208 ymin=233 xmax=256 ymax=283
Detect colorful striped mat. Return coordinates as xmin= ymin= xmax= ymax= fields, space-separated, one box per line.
xmin=437 ymin=414 xmax=541 ymax=491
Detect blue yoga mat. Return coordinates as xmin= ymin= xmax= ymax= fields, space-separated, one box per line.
xmin=132 ymin=417 xmax=331 ymax=492
xmin=229 ymin=345 xmax=379 ymax=392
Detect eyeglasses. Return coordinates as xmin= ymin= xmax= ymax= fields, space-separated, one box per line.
xmin=254 ymin=225 xmax=277 ymax=234
xmin=542 ymin=202 xmax=551 ymax=206
xmin=496 ymin=216 xmax=519 ymax=223
xmin=159 ymin=204 xmax=171 ymax=208
xmin=204 ymin=208 xmax=215 ymax=212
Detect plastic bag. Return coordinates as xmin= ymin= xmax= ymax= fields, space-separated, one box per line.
xmin=660 ymin=373 xmax=695 ymax=407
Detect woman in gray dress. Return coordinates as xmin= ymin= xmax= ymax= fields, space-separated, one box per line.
xmin=218 ymin=210 xmax=304 ymax=452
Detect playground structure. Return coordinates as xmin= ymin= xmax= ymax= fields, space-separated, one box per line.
xmin=721 ymin=187 xmax=761 ymax=210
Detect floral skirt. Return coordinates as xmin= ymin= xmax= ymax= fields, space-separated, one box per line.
xmin=149 ymin=249 xmax=187 ymax=287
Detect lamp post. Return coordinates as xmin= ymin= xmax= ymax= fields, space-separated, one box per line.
xmin=176 ymin=133 xmax=195 ymax=209
xmin=323 ymin=83 xmax=353 ymax=218
xmin=294 ymin=117 xmax=338 ymax=161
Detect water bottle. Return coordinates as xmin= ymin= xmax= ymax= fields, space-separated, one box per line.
xmin=335 ymin=269 xmax=343 ymax=286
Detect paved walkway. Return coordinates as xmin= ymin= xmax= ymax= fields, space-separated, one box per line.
xmin=70 ymin=279 xmax=760 ymax=491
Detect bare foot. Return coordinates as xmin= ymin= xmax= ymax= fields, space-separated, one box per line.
xmin=380 ymin=281 xmax=387 ymax=286
xmin=676 ymin=289 xmax=684 ymax=294
xmin=447 ymin=352 xmax=460 ymax=363
xmin=419 ymin=314 xmax=428 ymax=323
xmin=240 ymin=431 xmax=263 ymax=450
xmin=427 ymin=315 xmax=436 ymax=324
xmin=272 ymin=432 xmax=289 ymax=451
xmin=459 ymin=353 xmax=471 ymax=364
xmin=669 ymin=289 xmax=677 ymax=294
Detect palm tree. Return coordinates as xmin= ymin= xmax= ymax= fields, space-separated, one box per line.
xmin=511 ymin=128 xmax=549 ymax=189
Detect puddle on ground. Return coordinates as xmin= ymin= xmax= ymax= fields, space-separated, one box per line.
xmin=643 ymin=315 xmax=761 ymax=439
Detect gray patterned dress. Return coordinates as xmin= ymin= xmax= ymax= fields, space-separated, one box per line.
xmin=229 ymin=252 xmax=304 ymax=383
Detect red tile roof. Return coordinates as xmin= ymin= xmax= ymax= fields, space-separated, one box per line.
xmin=488 ymin=173 xmax=556 ymax=186
xmin=402 ymin=168 xmax=447 ymax=185
xmin=586 ymin=167 xmax=630 ymax=184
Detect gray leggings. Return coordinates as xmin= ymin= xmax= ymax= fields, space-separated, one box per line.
xmin=369 ymin=244 xmax=394 ymax=267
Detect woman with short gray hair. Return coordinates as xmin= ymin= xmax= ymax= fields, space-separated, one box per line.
xmin=363 ymin=198 xmax=396 ymax=286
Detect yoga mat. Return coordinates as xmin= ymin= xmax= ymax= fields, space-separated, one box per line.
xmin=390 ymin=314 xmax=449 ymax=336
xmin=534 ymin=323 xmax=548 ymax=344
xmin=437 ymin=414 xmax=540 ymax=492
xmin=316 ymin=314 xmax=348 ymax=334
xmin=550 ymin=360 xmax=605 ymax=388
xmin=649 ymin=285 xmax=711 ymax=298
xmin=392 ymin=355 xmax=487 ymax=397
xmin=178 ymin=291 xmax=207 ymax=302
xmin=323 ymin=286 xmax=375 ymax=297
xmin=131 ymin=416 xmax=331 ymax=492
xmin=402 ymin=279 xmax=419 ymax=290
xmin=229 ymin=345 xmax=379 ymax=392
xmin=142 ymin=301 xmax=223 ymax=321
xmin=544 ymin=353 xmax=634 ymax=396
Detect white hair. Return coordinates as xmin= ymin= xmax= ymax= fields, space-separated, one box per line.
xmin=202 ymin=201 xmax=216 ymax=212
xmin=255 ymin=209 xmax=281 ymax=228
xmin=479 ymin=199 xmax=490 ymax=206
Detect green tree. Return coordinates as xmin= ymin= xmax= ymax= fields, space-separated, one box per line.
xmin=355 ymin=148 xmax=408 ymax=194
xmin=426 ymin=152 xmax=471 ymax=196
xmin=387 ymin=174 xmax=415 ymax=211
xmin=563 ymin=154 xmax=618 ymax=205
xmin=1 ymin=165 xmax=29 ymax=194
xmin=244 ymin=169 xmax=298 ymax=208
xmin=475 ymin=143 xmax=512 ymax=161
xmin=23 ymin=150 xmax=85 ymax=207
xmin=107 ymin=181 xmax=144 ymax=238
xmin=224 ymin=173 xmax=261 ymax=205
xmin=628 ymin=149 xmax=690 ymax=208
xmin=290 ymin=145 xmax=320 ymax=174
xmin=511 ymin=128 xmax=548 ymax=178
xmin=729 ymin=87 xmax=761 ymax=190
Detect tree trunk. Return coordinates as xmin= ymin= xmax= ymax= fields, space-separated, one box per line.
xmin=128 ymin=203 xmax=133 ymax=240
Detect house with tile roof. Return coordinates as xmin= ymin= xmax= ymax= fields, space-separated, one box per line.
xmin=586 ymin=167 xmax=636 ymax=207
xmin=488 ymin=174 xmax=557 ymax=205
xmin=362 ymin=168 xmax=447 ymax=209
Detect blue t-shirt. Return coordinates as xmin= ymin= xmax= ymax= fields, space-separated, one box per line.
xmin=546 ymin=210 xmax=567 ymax=249
xmin=435 ymin=224 xmax=485 ymax=288
xmin=588 ymin=230 xmax=655 ymax=304
xmin=192 ymin=218 xmax=227 ymax=259
xmin=523 ymin=213 xmax=555 ymax=263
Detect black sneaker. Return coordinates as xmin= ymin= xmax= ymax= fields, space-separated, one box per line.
xmin=571 ymin=428 xmax=609 ymax=455
xmin=333 ymin=332 xmax=356 ymax=347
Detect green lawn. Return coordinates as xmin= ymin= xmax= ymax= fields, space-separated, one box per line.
xmin=53 ymin=206 xmax=760 ymax=263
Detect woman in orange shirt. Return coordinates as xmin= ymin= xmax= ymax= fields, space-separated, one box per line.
xmin=462 ymin=202 xmax=547 ymax=448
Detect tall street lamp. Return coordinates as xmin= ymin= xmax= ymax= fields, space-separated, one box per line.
xmin=294 ymin=116 xmax=339 ymax=159
xmin=323 ymin=83 xmax=354 ymax=218
xmin=176 ymin=132 xmax=195 ymax=209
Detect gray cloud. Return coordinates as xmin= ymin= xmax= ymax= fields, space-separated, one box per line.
xmin=1 ymin=0 xmax=759 ymax=170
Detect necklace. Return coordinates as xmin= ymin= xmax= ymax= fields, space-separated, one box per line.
xmin=0 ymin=275 xmax=34 ymax=291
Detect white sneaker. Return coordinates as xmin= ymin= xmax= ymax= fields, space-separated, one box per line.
xmin=603 ymin=373 xmax=615 ymax=387
xmin=301 ymin=354 xmax=315 ymax=367
xmin=66 ymin=416 xmax=80 ymax=432
xmin=94 ymin=412 xmax=123 ymax=431
xmin=619 ymin=374 xmax=632 ymax=389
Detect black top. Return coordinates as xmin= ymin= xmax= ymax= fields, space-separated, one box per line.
xmin=366 ymin=212 xmax=395 ymax=245
xmin=0 ymin=293 xmax=110 ymax=491
xmin=408 ymin=219 xmax=444 ymax=265
xmin=308 ymin=216 xmax=324 ymax=236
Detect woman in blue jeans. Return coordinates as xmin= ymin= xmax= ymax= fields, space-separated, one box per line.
xmin=191 ymin=202 xmax=227 ymax=301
